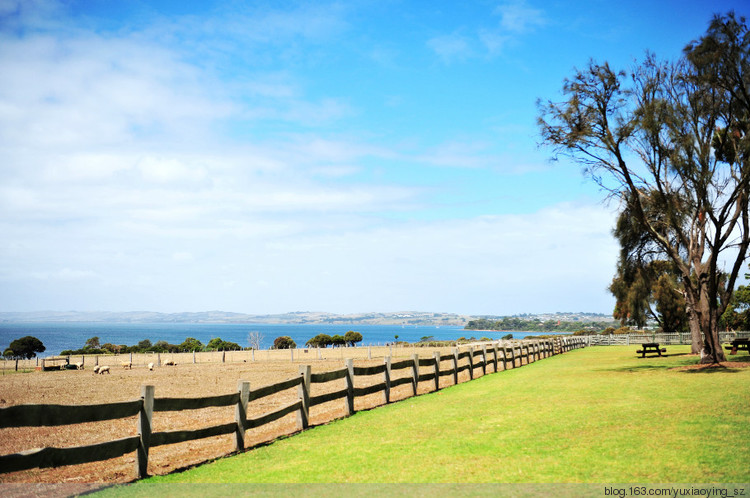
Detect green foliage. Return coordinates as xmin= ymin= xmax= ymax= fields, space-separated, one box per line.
xmin=501 ymin=333 xmax=513 ymax=340
xmin=466 ymin=317 xmax=616 ymax=333
xmin=101 ymin=343 xmax=122 ymax=354
xmin=330 ymin=335 xmax=345 ymax=347
xmin=206 ymin=337 xmax=241 ymax=351
xmin=273 ymin=336 xmax=297 ymax=349
xmin=179 ymin=337 xmax=204 ymax=352
xmin=7 ymin=336 xmax=46 ymax=359
xmin=84 ymin=336 xmax=101 ymax=349
xmin=306 ymin=334 xmax=333 ymax=348
xmin=721 ymin=281 xmax=750 ymax=330
xmin=344 ymin=331 xmax=363 ymax=346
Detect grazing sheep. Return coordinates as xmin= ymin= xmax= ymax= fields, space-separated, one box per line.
xmin=163 ymin=359 xmax=176 ymax=366
xmin=93 ymin=365 xmax=100 ymax=374
xmin=148 ymin=362 xmax=154 ymax=371
xmin=98 ymin=365 xmax=110 ymax=374
xmin=72 ymin=362 xmax=84 ymax=370
xmin=121 ymin=361 xmax=132 ymax=369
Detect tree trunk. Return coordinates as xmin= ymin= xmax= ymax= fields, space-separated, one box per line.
xmin=684 ymin=291 xmax=704 ymax=354
xmin=697 ymin=293 xmax=727 ymax=364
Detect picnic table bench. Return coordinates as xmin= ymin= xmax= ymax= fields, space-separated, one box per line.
xmin=724 ymin=338 xmax=750 ymax=355
xmin=635 ymin=342 xmax=666 ymax=358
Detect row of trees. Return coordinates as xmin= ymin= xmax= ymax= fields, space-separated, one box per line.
xmin=305 ymin=331 xmax=363 ymax=348
xmin=465 ymin=318 xmax=617 ymax=333
xmin=539 ymin=12 xmax=750 ymax=363
xmin=270 ymin=331 xmax=365 ymax=349
xmin=59 ymin=336 xmax=242 ymax=355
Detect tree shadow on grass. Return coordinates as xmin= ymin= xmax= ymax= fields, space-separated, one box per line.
xmin=681 ymin=365 xmax=745 ymax=374
xmin=604 ymin=353 xmax=748 ymax=374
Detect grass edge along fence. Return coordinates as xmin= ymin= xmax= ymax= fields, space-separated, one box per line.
xmin=0 ymin=337 xmax=585 ymax=480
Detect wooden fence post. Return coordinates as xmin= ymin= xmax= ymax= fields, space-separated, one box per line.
xmin=411 ymin=354 xmax=419 ymax=396
xmin=368 ymin=346 xmax=372 ymax=360
xmin=235 ymin=381 xmax=250 ymax=452
xmin=297 ymin=365 xmax=311 ymax=430
xmin=222 ymin=351 xmax=226 ymax=363
xmin=433 ymin=352 xmax=440 ymax=391
xmin=345 ymin=359 xmax=355 ymax=416
xmin=136 ymin=385 xmax=154 ymax=479
xmin=452 ymin=348 xmax=459 ymax=386
xmin=481 ymin=346 xmax=487 ymax=376
xmin=467 ymin=346 xmax=474 ymax=380
xmin=384 ymin=356 xmax=391 ymax=404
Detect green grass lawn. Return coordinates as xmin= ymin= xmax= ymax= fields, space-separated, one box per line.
xmin=105 ymin=346 xmax=750 ymax=488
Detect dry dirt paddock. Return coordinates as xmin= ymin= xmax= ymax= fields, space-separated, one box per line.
xmin=0 ymin=345 xmax=503 ymax=485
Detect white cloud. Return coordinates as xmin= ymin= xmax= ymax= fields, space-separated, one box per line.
xmin=426 ymin=33 xmax=473 ymax=63
xmin=428 ymin=1 xmax=547 ymax=61
xmin=0 ymin=1 xmax=619 ymax=315
xmin=495 ymin=0 xmax=547 ymax=34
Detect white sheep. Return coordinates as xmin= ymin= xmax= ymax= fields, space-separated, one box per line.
xmin=93 ymin=365 xmax=100 ymax=374
xmin=121 ymin=361 xmax=132 ymax=369
xmin=148 ymin=362 xmax=154 ymax=371
xmin=163 ymin=359 xmax=176 ymax=366
xmin=98 ymin=365 xmax=110 ymax=374
xmin=72 ymin=362 xmax=84 ymax=370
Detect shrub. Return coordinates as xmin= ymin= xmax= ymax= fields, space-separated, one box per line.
xmin=179 ymin=337 xmax=204 ymax=352
xmin=344 ymin=331 xmax=363 ymax=346
xmin=306 ymin=334 xmax=333 ymax=348
xmin=7 ymin=336 xmax=46 ymax=359
xmin=273 ymin=336 xmax=297 ymax=349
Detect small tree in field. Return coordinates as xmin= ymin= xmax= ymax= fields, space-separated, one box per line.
xmin=247 ymin=330 xmax=264 ymax=350
xmin=7 ymin=336 xmax=46 ymax=359
xmin=273 ymin=336 xmax=296 ymax=349
xmin=306 ymin=334 xmax=332 ymax=348
xmin=344 ymin=331 xmax=363 ymax=347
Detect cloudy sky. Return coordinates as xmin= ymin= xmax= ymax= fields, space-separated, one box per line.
xmin=1 ymin=0 xmax=747 ymax=316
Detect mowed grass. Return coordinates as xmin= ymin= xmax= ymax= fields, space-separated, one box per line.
xmin=116 ymin=346 xmax=750 ymax=484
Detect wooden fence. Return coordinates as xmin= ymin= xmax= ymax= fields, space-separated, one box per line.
xmin=0 ymin=337 xmax=586 ymax=480
xmin=584 ymin=330 xmax=750 ymax=346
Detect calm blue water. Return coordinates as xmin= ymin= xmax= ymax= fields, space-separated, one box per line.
xmin=0 ymin=322 xmax=545 ymax=357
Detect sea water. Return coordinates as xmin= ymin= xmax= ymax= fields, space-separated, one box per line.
xmin=0 ymin=322 xmax=545 ymax=357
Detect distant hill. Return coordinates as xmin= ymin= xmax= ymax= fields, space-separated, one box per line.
xmin=0 ymin=310 xmax=613 ymax=327
xmin=0 ymin=310 xmax=472 ymax=326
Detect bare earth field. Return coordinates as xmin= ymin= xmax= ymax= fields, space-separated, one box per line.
xmin=0 ymin=346 xmax=483 ymax=486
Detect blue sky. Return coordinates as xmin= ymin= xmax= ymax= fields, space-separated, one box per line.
xmin=1 ymin=0 xmax=747 ymax=316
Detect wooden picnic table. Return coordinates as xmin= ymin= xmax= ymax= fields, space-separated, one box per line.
xmin=635 ymin=342 xmax=666 ymax=358
xmin=724 ymin=338 xmax=750 ymax=355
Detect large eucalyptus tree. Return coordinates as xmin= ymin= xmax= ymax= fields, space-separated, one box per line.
xmin=538 ymin=13 xmax=750 ymax=363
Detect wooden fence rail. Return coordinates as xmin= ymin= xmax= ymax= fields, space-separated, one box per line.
xmin=0 ymin=337 xmax=586 ymax=479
